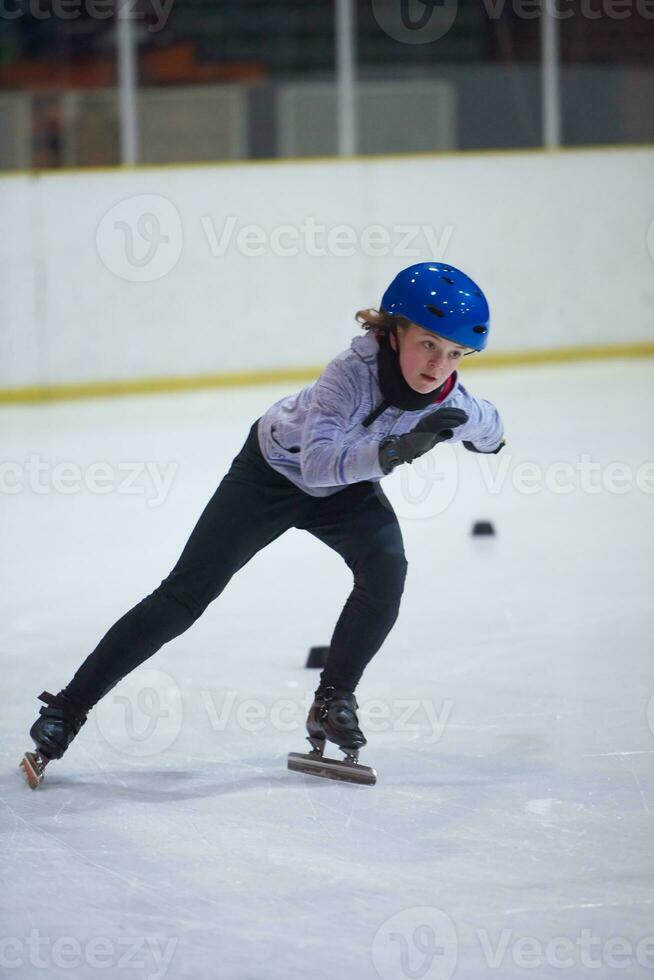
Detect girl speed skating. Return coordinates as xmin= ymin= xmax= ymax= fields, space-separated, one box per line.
xmin=21 ymin=262 xmax=505 ymax=787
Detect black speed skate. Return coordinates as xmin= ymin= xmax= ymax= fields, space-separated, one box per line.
xmin=307 ymin=687 xmax=367 ymax=753
xmin=20 ymin=691 xmax=87 ymax=789
xmin=288 ymin=687 xmax=377 ymax=786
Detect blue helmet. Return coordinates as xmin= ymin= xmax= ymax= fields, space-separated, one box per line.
xmin=380 ymin=262 xmax=490 ymax=352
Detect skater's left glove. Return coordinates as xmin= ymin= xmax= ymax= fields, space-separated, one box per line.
xmin=463 ymin=437 xmax=506 ymax=455
xmin=378 ymin=407 xmax=469 ymax=475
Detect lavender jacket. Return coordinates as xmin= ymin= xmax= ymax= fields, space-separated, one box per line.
xmin=257 ymin=332 xmax=504 ymax=498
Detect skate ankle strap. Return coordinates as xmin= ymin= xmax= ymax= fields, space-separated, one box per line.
xmin=37 ymin=690 xmax=87 ymax=722
xmin=316 ymin=686 xmax=355 ymax=698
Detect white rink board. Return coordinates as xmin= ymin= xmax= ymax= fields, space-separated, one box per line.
xmin=1 ymin=147 xmax=653 ymax=388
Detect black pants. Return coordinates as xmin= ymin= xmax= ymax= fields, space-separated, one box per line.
xmin=65 ymin=420 xmax=408 ymax=711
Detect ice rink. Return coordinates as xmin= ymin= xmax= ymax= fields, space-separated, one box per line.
xmin=1 ymin=357 xmax=653 ymax=980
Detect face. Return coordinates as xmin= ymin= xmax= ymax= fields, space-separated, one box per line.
xmin=389 ymin=322 xmax=469 ymax=393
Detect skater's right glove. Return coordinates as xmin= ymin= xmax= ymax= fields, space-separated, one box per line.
xmin=378 ymin=407 xmax=469 ymax=475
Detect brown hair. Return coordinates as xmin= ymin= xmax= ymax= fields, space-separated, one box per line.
xmin=356 ymin=307 xmax=477 ymax=355
xmin=355 ymin=308 xmax=411 ymax=337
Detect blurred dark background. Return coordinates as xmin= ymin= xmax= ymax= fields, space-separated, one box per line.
xmin=1 ymin=0 xmax=653 ymax=168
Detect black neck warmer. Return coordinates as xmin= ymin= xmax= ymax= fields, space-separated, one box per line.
xmin=362 ymin=329 xmax=446 ymax=428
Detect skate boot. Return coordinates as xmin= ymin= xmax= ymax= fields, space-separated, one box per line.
xmin=288 ymin=686 xmax=376 ymax=786
xmin=20 ymin=690 xmax=88 ymax=789
xmin=306 ymin=686 xmax=367 ymax=755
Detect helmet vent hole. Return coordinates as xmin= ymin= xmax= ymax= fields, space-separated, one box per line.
xmin=425 ymin=304 xmax=445 ymax=319
xmin=441 ymin=276 xmax=454 ymax=285
xmin=473 ymin=325 xmax=487 ymax=335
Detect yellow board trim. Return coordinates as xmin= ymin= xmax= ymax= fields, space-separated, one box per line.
xmin=466 ymin=342 xmax=654 ymax=368
xmin=1 ymin=343 xmax=653 ymax=406
xmin=0 ymin=142 xmax=652 ymax=180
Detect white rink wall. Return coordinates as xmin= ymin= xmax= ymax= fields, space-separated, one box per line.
xmin=1 ymin=146 xmax=653 ymax=390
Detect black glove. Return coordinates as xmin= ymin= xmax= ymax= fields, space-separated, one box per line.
xmin=379 ymin=407 xmax=469 ymax=475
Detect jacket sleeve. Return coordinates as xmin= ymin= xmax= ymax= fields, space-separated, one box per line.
xmin=299 ymin=359 xmax=384 ymax=488
xmin=451 ymin=392 xmax=505 ymax=454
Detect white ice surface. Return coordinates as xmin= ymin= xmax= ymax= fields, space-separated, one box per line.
xmin=1 ymin=359 xmax=653 ymax=980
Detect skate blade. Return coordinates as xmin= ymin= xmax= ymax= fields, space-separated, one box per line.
xmin=20 ymin=751 xmax=47 ymax=789
xmin=287 ymin=751 xmax=376 ymax=786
